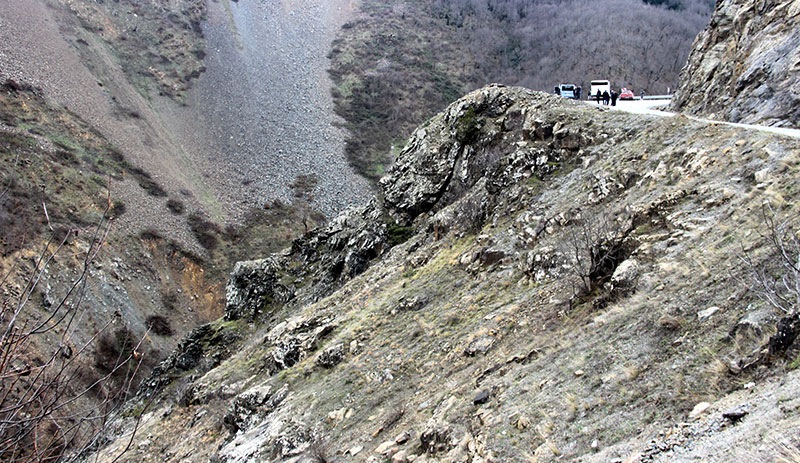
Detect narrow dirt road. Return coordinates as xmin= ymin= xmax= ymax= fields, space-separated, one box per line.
xmin=606 ymin=98 xmax=800 ymax=139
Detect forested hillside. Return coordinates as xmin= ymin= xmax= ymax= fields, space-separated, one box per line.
xmin=330 ymin=0 xmax=714 ymax=179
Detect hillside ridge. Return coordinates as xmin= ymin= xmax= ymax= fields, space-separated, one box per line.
xmin=90 ymin=85 xmax=800 ymax=463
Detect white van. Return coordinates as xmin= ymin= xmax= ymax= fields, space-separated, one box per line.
xmin=589 ymin=80 xmax=611 ymax=100
xmin=558 ymin=84 xmax=576 ymax=99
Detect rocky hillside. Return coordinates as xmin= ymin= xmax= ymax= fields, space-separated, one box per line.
xmin=89 ymin=86 xmax=800 ymax=463
xmin=1 ymin=1 xmax=364 ymax=459
xmin=671 ymin=0 xmax=800 ymax=128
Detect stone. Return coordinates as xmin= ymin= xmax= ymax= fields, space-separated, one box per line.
xmin=688 ymin=402 xmax=711 ymax=419
xmin=697 ymin=306 xmax=720 ymax=320
xmin=609 ymin=258 xmax=640 ymax=292
xmin=225 ymin=257 xmax=293 ymax=321
xmin=223 ymin=384 xmax=275 ymax=433
xmin=464 ymin=336 xmax=495 ymax=357
xmin=514 ymin=415 xmax=531 ymax=430
xmin=768 ymin=314 xmax=800 ymax=355
xmin=396 ymin=296 xmax=426 ymax=312
xmin=473 ymin=389 xmax=491 ymax=405
xmin=754 ymin=168 xmax=770 ymax=183
xmin=375 ymin=440 xmax=397 ymax=455
xmin=420 ymin=425 xmax=454 ymax=454
xmin=316 ymin=343 xmax=345 ymax=368
xmin=347 ymin=445 xmax=364 ymax=456
xmin=395 ymin=431 xmax=411 ymax=444
xmin=722 ymin=405 xmax=749 ymax=423
xmin=392 ymin=449 xmax=409 ymax=462
xmin=479 ymin=248 xmax=507 ymax=266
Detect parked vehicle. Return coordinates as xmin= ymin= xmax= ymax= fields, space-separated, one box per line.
xmin=558 ymin=84 xmax=577 ymax=99
xmin=619 ymin=88 xmax=635 ymax=100
xmin=589 ymin=80 xmax=611 ymax=100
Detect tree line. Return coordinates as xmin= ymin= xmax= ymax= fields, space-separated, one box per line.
xmin=328 ymin=0 xmax=715 ymax=181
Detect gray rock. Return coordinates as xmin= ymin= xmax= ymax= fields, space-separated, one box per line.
xmin=420 ymin=424 xmax=455 ymax=454
xmin=473 ymin=389 xmax=491 ymax=405
xmin=722 ymin=405 xmax=749 ymax=423
xmin=609 ymin=258 xmax=640 ymax=293
xmin=315 ymin=343 xmax=345 ymax=368
xmin=223 ymin=383 xmax=287 ymax=434
xmin=672 ymin=0 xmax=800 ymax=128
xmin=381 ymin=85 xmax=595 ymax=226
xmin=225 ymin=257 xmax=294 ymax=321
xmin=464 ymin=336 xmax=495 ymax=357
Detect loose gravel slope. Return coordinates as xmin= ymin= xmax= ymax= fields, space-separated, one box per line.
xmin=1 ymin=0 xmax=371 ymax=246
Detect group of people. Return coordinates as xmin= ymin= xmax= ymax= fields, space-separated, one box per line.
xmin=595 ymin=89 xmax=618 ymax=106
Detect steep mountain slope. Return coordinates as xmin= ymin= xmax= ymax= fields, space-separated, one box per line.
xmin=671 ymin=0 xmax=800 ymax=128
xmin=1 ymin=1 xmax=367 ymax=459
xmin=91 ymin=86 xmax=800 ymax=463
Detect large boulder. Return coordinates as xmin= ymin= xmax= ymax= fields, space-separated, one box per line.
xmin=380 ymin=85 xmax=604 ymax=226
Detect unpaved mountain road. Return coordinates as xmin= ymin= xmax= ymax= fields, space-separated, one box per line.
xmin=605 ymin=98 xmax=800 ymax=139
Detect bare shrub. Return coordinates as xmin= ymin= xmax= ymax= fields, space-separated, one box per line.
xmin=741 ymin=205 xmax=800 ymax=357
xmin=743 ymin=205 xmax=800 ymax=316
xmin=166 ymin=198 xmax=184 ymax=215
xmin=187 ymin=212 xmax=220 ymax=250
xmin=562 ymin=214 xmax=633 ymax=301
xmin=146 ymin=315 xmax=174 ymax=337
xmin=0 ymin=207 xmax=144 ymax=463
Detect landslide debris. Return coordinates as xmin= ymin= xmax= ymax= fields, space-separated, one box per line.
xmin=61 ymin=0 xmax=207 ymax=101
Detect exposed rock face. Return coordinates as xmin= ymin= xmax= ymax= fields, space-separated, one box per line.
xmin=671 ymin=0 xmax=800 ymax=128
xmin=381 ymin=85 xmax=597 ymax=225
xmin=225 ymin=258 xmax=295 ymax=321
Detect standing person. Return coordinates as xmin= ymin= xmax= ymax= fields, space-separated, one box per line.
xmin=576 ymin=86 xmax=582 ymax=100
xmin=610 ymin=89 xmax=618 ymax=106
xmin=596 ymin=89 xmax=602 ymax=104
xmin=602 ymin=90 xmax=610 ymax=105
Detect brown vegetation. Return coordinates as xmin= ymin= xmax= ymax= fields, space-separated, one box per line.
xmin=329 ymin=0 xmax=713 ymax=180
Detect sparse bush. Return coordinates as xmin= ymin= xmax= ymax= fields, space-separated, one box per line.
xmin=166 ymin=198 xmax=185 ymax=214
xmin=161 ymin=290 xmax=179 ymax=312
xmin=146 ymin=314 xmax=174 ymax=337
xmin=95 ymin=327 xmax=137 ymax=372
xmin=127 ymin=166 xmax=167 ymax=197
xmin=110 ymin=200 xmax=126 ymax=217
xmin=562 ymin=215 xmax=633 ymax=301
xmin=187 ymin=212 xmax=220 ymax=250
xmin=387 ymin=222 xmax=415 ymax=246
xmin=742 ymin=205 xmax=800 ymax=357
xmin=290 ymin=174 xmax=319 ymax=201
xmin=140 ymin=228 xmax=163 ymax=241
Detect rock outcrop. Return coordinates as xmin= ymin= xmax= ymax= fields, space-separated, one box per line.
xmin=381 ymin=85 xmax=598 ymax=226
xmin=671 ymin=0 xmax=800 ymax=128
